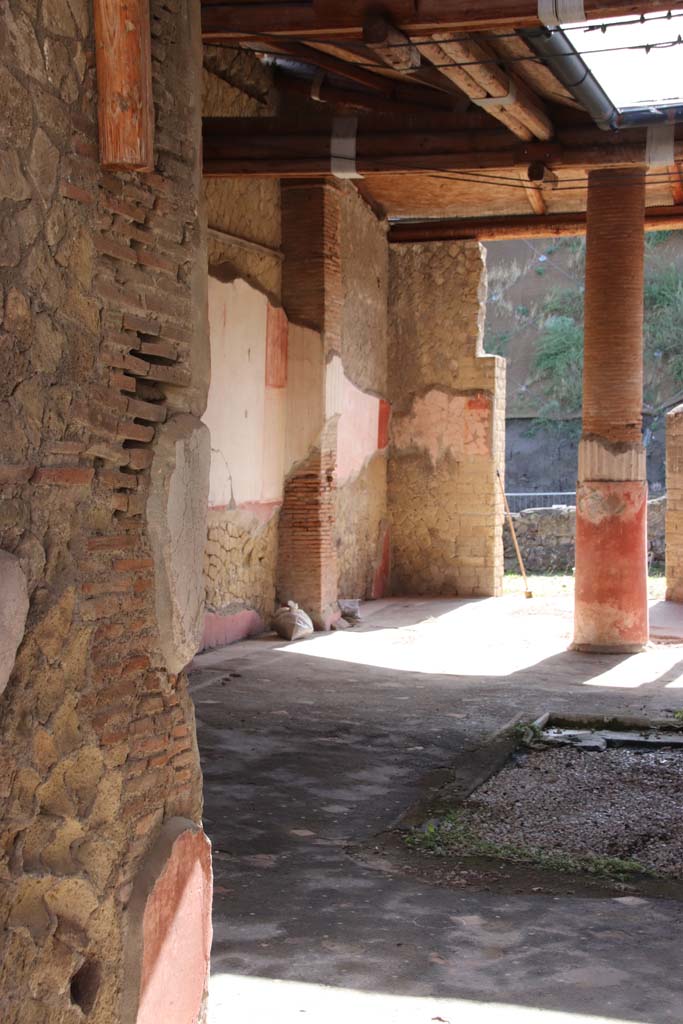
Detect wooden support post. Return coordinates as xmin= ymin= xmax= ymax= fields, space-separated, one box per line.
xmin=519 ymin=170 xmax=546 ymax=215
xmin=94 ymin=0 xmax=154 ymax=171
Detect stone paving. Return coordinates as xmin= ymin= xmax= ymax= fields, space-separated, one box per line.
xmin=190 ymin=596 xmax=683 ymax=1024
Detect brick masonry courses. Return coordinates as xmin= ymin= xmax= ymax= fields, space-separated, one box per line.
xmin=0 ymin=1 xmax=210 ymax=1021
xmin=388 ymin=241 xmax=505 ymax=598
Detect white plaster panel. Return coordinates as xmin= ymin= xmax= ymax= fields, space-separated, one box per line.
xmin=262 ymin=386 xmax=287 ymax=501
xmin=204 ymin=277 xmax=268 ymax=507
xmin=325 ymin=354 xmax=344 ymax=419
xmin=0 ymin=551 xmax=29 ymax=695
xmin=336 ymin=374 xmax=381 ymax=485
xmin=285 ymin=324 xmax=325 ymax=470
xmin=147 ymin=415 xmax=211 ymax=674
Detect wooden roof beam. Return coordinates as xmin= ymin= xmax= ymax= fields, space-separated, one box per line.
xmin=202 ymin=117 xmax=683 ymax=178
xmin=201 ymin=2 xmax=677 ymax=42
xmin=388 ymin=206 xmax=683 ymax=243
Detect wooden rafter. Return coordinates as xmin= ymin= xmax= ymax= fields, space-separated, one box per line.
xmin=362 ymin=11 xmax=420 ymax=71
xmin=94 ymin=0 xmax=154 ymax=170
xmin=388 ymin=206 xmax=683 ymax=242
xmin=201 ymin=2 xmax=677 ymax=41
xmin=412 ymin=32 xmax=553 ymax=141
xmin=272 ymin=70 xmax=456 ymax=116
xmin=246 ymin=38 xmax=456 ymax=110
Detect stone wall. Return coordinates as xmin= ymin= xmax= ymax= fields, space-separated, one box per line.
xmin=202 ymin=47 xmax=281 ymax=303
xmin=666 ymin=404 xmax=683 ymax=601
xmin=335 ymin=188 xmax=389 ymax=599
xmin=339 ymin=187 xmax=388 ymax=396
xmin=503 ymin=497 xmax=667 ymax=574
xmin=0 ymin=2 xmax=210 ymax=1020
xmin=204 ymin=506 xmax=278 ymax=627
xmin=336 ymin=454 xmax=388 ymax=599
xmin=387 ymin=241 xmax=505 ymax=597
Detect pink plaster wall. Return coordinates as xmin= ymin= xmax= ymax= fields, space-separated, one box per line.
xmin=337 ymin=373 xmax=382 ymax=484
xmin=392 ymin=390 xmax=491 ymax=464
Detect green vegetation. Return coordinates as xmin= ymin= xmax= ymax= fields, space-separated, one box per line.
xmin=533 ymin=313 xmax=583 ymax=416
xmin=645 ymin=229 xmax=672 ymax=250
xmin=673 ymin=710 xmax=683 ymax=723
xmin=405 ymin=810 xmax=654 ymax=880
xmin=530 ymin=249 xmax=683 ymax=423
xmin=486 ymin=329 xmax=512 ymax=356
xmin=512 ymin=720 xmax=544 ymax=746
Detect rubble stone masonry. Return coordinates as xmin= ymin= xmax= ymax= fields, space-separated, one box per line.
xmin=204 ymin=505 xmax=279 ymax=626
xmin=0 ymin=0 xmax=209 ymax=1020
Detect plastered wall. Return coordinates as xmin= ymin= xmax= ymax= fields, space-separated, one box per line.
xmin=388 ymin=241 xmax=505 ymax=597
xmin=202 ymin=273 xmax=342 ymax=639
xmin=334 ymin=188 xmax=390 ymax=599
xmin=202 ymin=278 xmax=287 ymax=643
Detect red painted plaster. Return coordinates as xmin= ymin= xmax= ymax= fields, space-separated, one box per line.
xmin=378 ymin=399 xmax=391 ymax=450
xmin=137 ymin=829 xmax=212 ymax=1024
xmin=265 ymin=304 xmax=288 ymax=388
xmin=372 ymin=526 xmax=391 ymax=599
xmin=202 ymin=610 xmax=264 ymax=649
xmin=574 ymin=480 xmax=648 ymax=650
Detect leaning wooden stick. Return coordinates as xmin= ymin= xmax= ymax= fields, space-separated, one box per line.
xmin=497 ymin=469 xmax=533 ymax=599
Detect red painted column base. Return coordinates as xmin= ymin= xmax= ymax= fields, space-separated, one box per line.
xmin=573 ymin=480 xmax=649 ymax=652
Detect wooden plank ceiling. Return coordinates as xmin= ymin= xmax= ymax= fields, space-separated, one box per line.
xmin=200 ymin=1 xmax=683 ymax=235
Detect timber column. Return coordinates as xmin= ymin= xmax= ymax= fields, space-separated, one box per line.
xmin=574 ymin=167 xmax=648 ymax=652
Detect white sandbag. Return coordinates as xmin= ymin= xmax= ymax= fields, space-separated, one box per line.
xmin=338 ymin=598 xmax=362 ymax=623
xmin=273 ymin=601 xmax=314 ymax=641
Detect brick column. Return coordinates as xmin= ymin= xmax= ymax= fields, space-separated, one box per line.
xmin=574 ymin=168 xmax=648 ymax=652
xmin=278 ymin=182 xmax=341 ymax=628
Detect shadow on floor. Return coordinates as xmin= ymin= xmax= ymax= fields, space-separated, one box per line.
xmin=190 ymin=598 xmax=683 ymax=1024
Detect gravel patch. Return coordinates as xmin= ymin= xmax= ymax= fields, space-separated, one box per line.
xmin=461 ymin=746 xmax=683 ymax=877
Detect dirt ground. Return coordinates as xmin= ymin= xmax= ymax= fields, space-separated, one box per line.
xmin=503 ymin=572 xmax=667 ymax=603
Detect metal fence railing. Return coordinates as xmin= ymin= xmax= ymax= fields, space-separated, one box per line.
xmin=505 ymin=492 xmax=576 ymax=514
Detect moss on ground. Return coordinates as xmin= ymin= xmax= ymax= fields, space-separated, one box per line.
xmin=405 ymin=810 xmax=654 ymax=882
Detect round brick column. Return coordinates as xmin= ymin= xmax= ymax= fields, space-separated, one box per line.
xmin=573 ymin=168 xmax=648 ymax=652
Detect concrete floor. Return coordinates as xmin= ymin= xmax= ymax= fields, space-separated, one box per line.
xmin=190 ymin=595 xmax=683 ymax=1024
